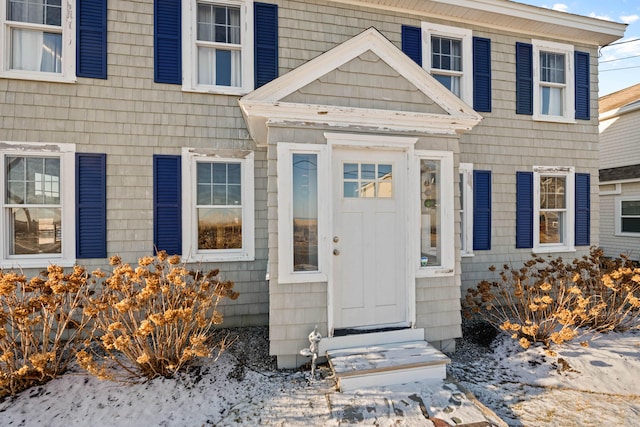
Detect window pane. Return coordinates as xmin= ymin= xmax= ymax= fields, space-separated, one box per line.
xmin=540 ymin=86 xmax=564 ymax=116
xmin=9 ymin=0 xmax=61 ymax=26
xmin=343 ymin=162 xmax=393 ymax=198
xmin=420 ymin=160 xmax=441 ymax=266
xmin=622 ymin=200 xmax=640 ymax=216
xmin=292 ymin=153 xmax=318 ymax=272
xmin=540 ymin=176 xmax=565 ymax=209
xmin=540 ymin=211 xmax=564 ymax=244
xmin=11 ymin=29 xmax=62 ymax=73
xmin=197 ymin=46 xmax=241 ymax=87
xmin=622 ymin=218 xmax=640 ymax=233
xmin=10 ymin=207 xmax=61 ymax=255
xmin=433 ymin=74 xmax=461 ymax=97
xmin=431 ymin=36 xmax=462 ymax=71
xmin=227 ymin=184 xmax=241 ymax=205
xmin=540 ymin=52 xmax=565 ymax=83
xmin=197 ymin=207 xmax=242 ymax=249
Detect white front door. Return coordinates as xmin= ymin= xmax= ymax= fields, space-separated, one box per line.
xmin=331 ymin=147 xmax=408 ymax=330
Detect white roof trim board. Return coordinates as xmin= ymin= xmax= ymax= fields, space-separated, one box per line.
xmin=239 ymin=28 xmax=483 ymax=145
xmin=332 ymin=0 xmax=626 ymax=46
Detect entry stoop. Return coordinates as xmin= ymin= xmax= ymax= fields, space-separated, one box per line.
xmin=326 ymin=339 xmax=451 ymax=392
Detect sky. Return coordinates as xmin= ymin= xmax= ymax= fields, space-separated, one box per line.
xmin=516 ymin=1 xmax=640 ymax=96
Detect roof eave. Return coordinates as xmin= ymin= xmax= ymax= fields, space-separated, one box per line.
xmin=331 ymin=0 xmax=626 ymax=46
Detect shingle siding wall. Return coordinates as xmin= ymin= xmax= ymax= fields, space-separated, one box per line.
xmin=0 ymin=0 xmax=602 ymax=349
xmin=0 ymin=0 xmax=267 ymax=326
xmin=599 ymin=181 xmax=640 ymax=262
xmin=600 ymin=111 xmax=640 ymax=170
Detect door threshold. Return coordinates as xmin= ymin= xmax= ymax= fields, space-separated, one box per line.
xmin=333 ymin=325 xmax=409 ymax=337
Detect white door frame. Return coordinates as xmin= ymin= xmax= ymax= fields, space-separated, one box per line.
xmin=325 ymin=132 xmax=418 ymax=336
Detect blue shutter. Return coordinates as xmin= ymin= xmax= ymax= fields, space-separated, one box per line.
xmin=401 ymin=25 xmax=422 ymax=66
xmin=516 ymin=171 xmax=534 ymax=249
xmin=516 ymin=42 xmax=533 ymax=115
xmin=473 ymin=170 xmax=492 ymax=251
xmin=473 ymin=37 xmax=491 ymax=112
xmin=575 ymin=51 xmax=590 ymax=120
xmin=575 ymin=173 xmax=591 ymax=246
xmin=254 ymin=2 xmax=278 ymax=88
xmin=153 ymin=155 xmax=182 ymax=255
xmin=154 ymin=0 xmax=181 ymax=84
xmin=76 ymin=153 xmax=107 ymax=258
xmin=76 ymin=0 xmax=107 ymax=79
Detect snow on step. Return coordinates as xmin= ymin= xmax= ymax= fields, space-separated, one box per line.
xmin=327 ymin=341 xmax=450 ymax=392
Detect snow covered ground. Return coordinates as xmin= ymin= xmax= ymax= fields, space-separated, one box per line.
xmin=1 ymin=326 xmax=639 ymax=426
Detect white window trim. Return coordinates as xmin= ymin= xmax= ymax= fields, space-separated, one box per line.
xmin=421 ymin=22 xmax=473 ymax=106
xmin=182 ymin=0 xmax=254 ymax=95
xmin=0 ymin=0 xmax=76 ymax=83
xmin=615 ymin=196 xmax=640 ymax=236
xmin=276 ymin=143 xmax=329 ymax=284
xmin=533 ymin=166 xmax=575 ymax=253
xmin=181 ymin=148 xmax=255 ymax=263
xmin=459 ymin=163 xmax=473 ymax=257
xmin=0 ymin=141 xmax=76 ymax=268
xmin=415 ymin=150 xmax=455 ymax=277
xmin=532 ymin=39 xmax=575 ymax=124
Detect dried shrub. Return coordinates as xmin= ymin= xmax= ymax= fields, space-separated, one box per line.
xmin=78 ymin=252 xmax=239 ymax=380
xmin=0 ymin=265 xmax=93 ymax=398
xmin=464 ymin=247 xmax=640 ymax=350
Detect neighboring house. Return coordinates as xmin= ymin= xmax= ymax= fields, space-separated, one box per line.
xmin=0 ymin=0 xmax=625 ymax=368
xmin=599 ymin=84 xmax=640 ymax=261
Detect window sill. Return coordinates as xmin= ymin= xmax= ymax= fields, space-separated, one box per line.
xmin=416 ymin=266 xmax=455 ymax=278
xmin=0 ymin=70 xmax=76 ymax=84
xmin=277 ymin=272 xmax=328 ymax=284
xmin=532 ymin=246 xmax=576 ymax=254
xmin=182 ymin=85 xmax=249 ymax=96
xmin=182 ymin=253 xmax=254 ymax=263
xmin=461 ymin=252 xmax=475 ymax=258
xmin=0 ymin=258 xmax=76 ymax=270
xmin=615 ymin=232 xmax=640 ymax=237
xmin=532 ymin=114 xmax=576 ymax=124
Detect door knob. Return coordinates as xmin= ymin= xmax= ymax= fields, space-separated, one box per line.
xmin=333 ymin=236 xmax=339 ymax=243
xmin=333 ymin=249 xmax=340 ymax=256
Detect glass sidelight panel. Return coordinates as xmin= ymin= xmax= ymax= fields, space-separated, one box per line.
xmin=420 ymin=159 xmax=441 ymax=266
xmin=292 ymin=153 xmax=318 ymax=271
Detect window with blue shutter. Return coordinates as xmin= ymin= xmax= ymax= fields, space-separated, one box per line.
xmin=516 ymin=171 xmax=534 ymax=248
xmin=76 ymin=153 xmax=107 ymax=258
xmin=153 ymin=155 xmax=182 ymax=255
xmin=77 ymin=0 xmax=107 ymax=79
xmin=473 ymin=37 xmax=491 ymax=112
xmin=575 ymin=51 xmax=590 ymax=121
xmin=575 ymin=173 xmax=590 ymax=246
xmin=401 ymin=25 xmax=422 ymax=66
xmin=516 ymin=42 xmax=533 ymax=115
xmin=254 ymin=3 xmax=278 ymax=88
xmin=473 ymin=170 xmax=492 ymax=250
xmin=154 ymin=0 xmax=182 ymax=84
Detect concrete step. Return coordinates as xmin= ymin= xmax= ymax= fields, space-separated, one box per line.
xmin=327 ymin=340 xmax=450 ymax=392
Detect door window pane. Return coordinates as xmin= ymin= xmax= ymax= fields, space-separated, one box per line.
xmin=343 ymin=163 xmax=392 ymax=198
xmin=292 ymin=153 xmax=318 ymax=272
xmin=420 ymin=160 xmax=441 ymax=266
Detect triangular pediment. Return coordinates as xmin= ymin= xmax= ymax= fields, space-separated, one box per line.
xmin=240 ymin=28 xmax=482 ymax=145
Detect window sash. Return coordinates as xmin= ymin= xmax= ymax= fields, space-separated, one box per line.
xmin=621 ymin=200 xmax=640 ymax=233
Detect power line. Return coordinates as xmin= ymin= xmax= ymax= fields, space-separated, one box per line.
xmin=600 ymin=65 xmax=640 ymax=72
xmin=600 ymin=53 xmax=640 ymax=63
xmin=604 ymin=38 xmax=640 ymax=47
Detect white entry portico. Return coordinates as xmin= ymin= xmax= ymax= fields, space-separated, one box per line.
xmin=239 ymin=27 xmax=482 ymax=367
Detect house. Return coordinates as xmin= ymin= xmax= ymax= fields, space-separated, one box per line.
xmin=0 ymin=0 xmax=625 ymax=370
xmin=599 ymin=84 xmax=640 ymax=262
